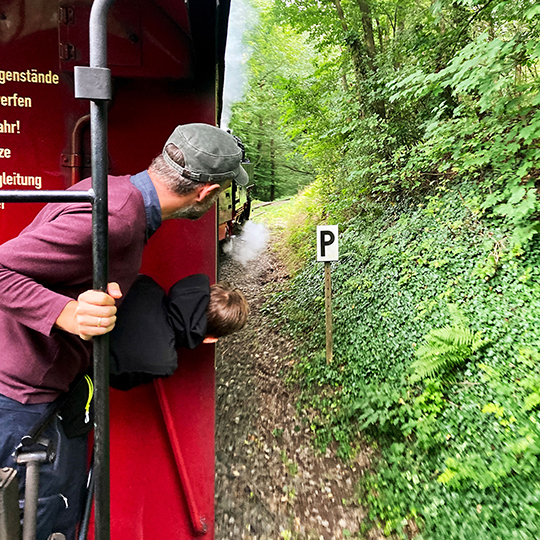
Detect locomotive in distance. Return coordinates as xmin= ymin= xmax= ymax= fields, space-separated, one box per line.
xmin=218 ymin=135 xmax=254 ymax=240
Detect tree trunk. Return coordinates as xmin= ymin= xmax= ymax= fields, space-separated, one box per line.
xmin=356 ymin=0 xmax=376 ymax=64
xmin=332 ymin=0 xmax=348 ymax=32
xmin=356 ymin=0 xmax=386 ymax=118
xmin=376 ymin=18 xmax=383 ymax=53
xmin=270 ymin=136 xmax=275 ymax=201
xmin=332 ymin=0 xmax=365 ymax=95
xmin=256 ymin=116 xmax=263 ymax=197
xmin=256 ymin=115 xmax=263 ymax=161
xmin=341 ymin=73 xmax=349 ymax=92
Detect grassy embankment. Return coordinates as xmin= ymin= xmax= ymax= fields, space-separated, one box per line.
xmin=254 ymin=179 xmax=540 ymax=539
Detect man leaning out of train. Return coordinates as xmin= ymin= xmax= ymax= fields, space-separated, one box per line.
xmin=0 ymin=123 xmax=248 ymax=540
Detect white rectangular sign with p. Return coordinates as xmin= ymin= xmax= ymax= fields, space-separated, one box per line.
xmin=317 ymin=225 xmax=339 ymax=262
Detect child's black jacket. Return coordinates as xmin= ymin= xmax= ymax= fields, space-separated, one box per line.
xmin=109 ymin=273 xmax=210 ymax=390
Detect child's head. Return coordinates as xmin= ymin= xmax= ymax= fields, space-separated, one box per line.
xmin=205 ymin=282 xmax=248 ymax=340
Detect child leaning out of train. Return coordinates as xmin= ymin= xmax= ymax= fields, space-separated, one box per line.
xmin=108 ymin=274 xmax=248 ymax=390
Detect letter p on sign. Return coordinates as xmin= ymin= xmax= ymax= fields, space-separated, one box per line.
xmin=317 ymin=225 xmax=339 ymax=262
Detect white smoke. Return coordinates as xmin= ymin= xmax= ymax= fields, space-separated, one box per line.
xmin=221 ymin=0 xmax=259 ymax=129
xmin=222 ymin=221 xmax=269 ymax=265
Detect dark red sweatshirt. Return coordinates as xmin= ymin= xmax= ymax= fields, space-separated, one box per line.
xmin=0 ymin=176 xmax=147 ymax=404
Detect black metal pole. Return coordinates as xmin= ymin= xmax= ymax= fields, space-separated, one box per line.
xmin=0 ymin=191 xmax=93 ymax=203
xmin=87 ymin=2 xmax=115 ymax=539
xmin=0 ymin=4 xmax=114 ymax=538
xmin=78 ymin=460 xmax=95 ymax=540
xmin=21 ymin=462 xmax=40 ymax=540
xmin=92 ymin=97 xmax=110 ymax=540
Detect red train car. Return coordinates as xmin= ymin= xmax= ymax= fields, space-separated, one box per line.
xmin=0 ymin=1 xmax=232 ymax=538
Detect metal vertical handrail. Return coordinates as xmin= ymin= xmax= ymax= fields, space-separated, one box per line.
xmin=77 ymin=1 xmax=116 ymax=539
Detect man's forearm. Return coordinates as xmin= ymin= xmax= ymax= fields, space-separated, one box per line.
xmin=0 ymin=263 xmax=71 ymax=336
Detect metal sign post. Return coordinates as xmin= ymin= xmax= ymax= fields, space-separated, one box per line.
xmin=316 ymin=225 xmax=339 ymax=365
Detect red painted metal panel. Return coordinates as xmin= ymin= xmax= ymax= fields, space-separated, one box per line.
xmin=107 ymin=144 xmax=217 ymax=540
xmin=93 ymin=9 xmax=218 ymax=540
xmin=0 ymin=22 xmax=69 ymax=236
xmin=108 ymin=344 xmax=216 ymax=539
xmin=1 ymin=1 xmax=220 ymax=538
xmin=59 ymin=0 xmax=192 ymax=79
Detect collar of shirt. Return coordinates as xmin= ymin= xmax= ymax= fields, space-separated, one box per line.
xmin=130 ymin=170 xmax=162 ymax=239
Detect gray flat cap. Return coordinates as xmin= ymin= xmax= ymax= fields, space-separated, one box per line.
xmin=163 ymin=123 xmax=249 ymax=186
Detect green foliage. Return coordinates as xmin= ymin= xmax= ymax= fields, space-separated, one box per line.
xmin=268 ymin=182 xmax=540 ymax=538
xmin=254 ymin=181 xmax=325 ymax=272
xmin=239 ymin=0 xmax=540 ymax=537
xmin=228 ymin=2 xmax=315 ymax=201
xmin=389 ymin=26 xmax=540 ymax=250
xmin=409 ymin=305 xmax=488 ymax=382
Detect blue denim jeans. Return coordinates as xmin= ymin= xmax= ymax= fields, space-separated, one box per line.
xmin=0 ymin=393 xmax=88 ymax=540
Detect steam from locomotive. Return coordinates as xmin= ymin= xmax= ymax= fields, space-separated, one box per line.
xmin=222 ymin=220 xmax=269 ymax=265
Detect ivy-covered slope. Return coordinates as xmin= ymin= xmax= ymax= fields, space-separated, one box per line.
xmin=265 ymin=183 xmax=540 ymax=538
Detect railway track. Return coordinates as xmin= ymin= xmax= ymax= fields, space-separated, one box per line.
xmin=215 ymin=241 xmax=372 ymax=540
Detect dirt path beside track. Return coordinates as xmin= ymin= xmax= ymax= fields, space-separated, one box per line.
xmin=214 ymin=242 xmax=375 ymax=540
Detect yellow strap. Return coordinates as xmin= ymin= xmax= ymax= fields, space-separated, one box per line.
xmin=84 ymin=374 xmax=94 ymax=423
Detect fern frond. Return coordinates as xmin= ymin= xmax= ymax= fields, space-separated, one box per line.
xmin=410 ymin=323 xmax=488 ymax=384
